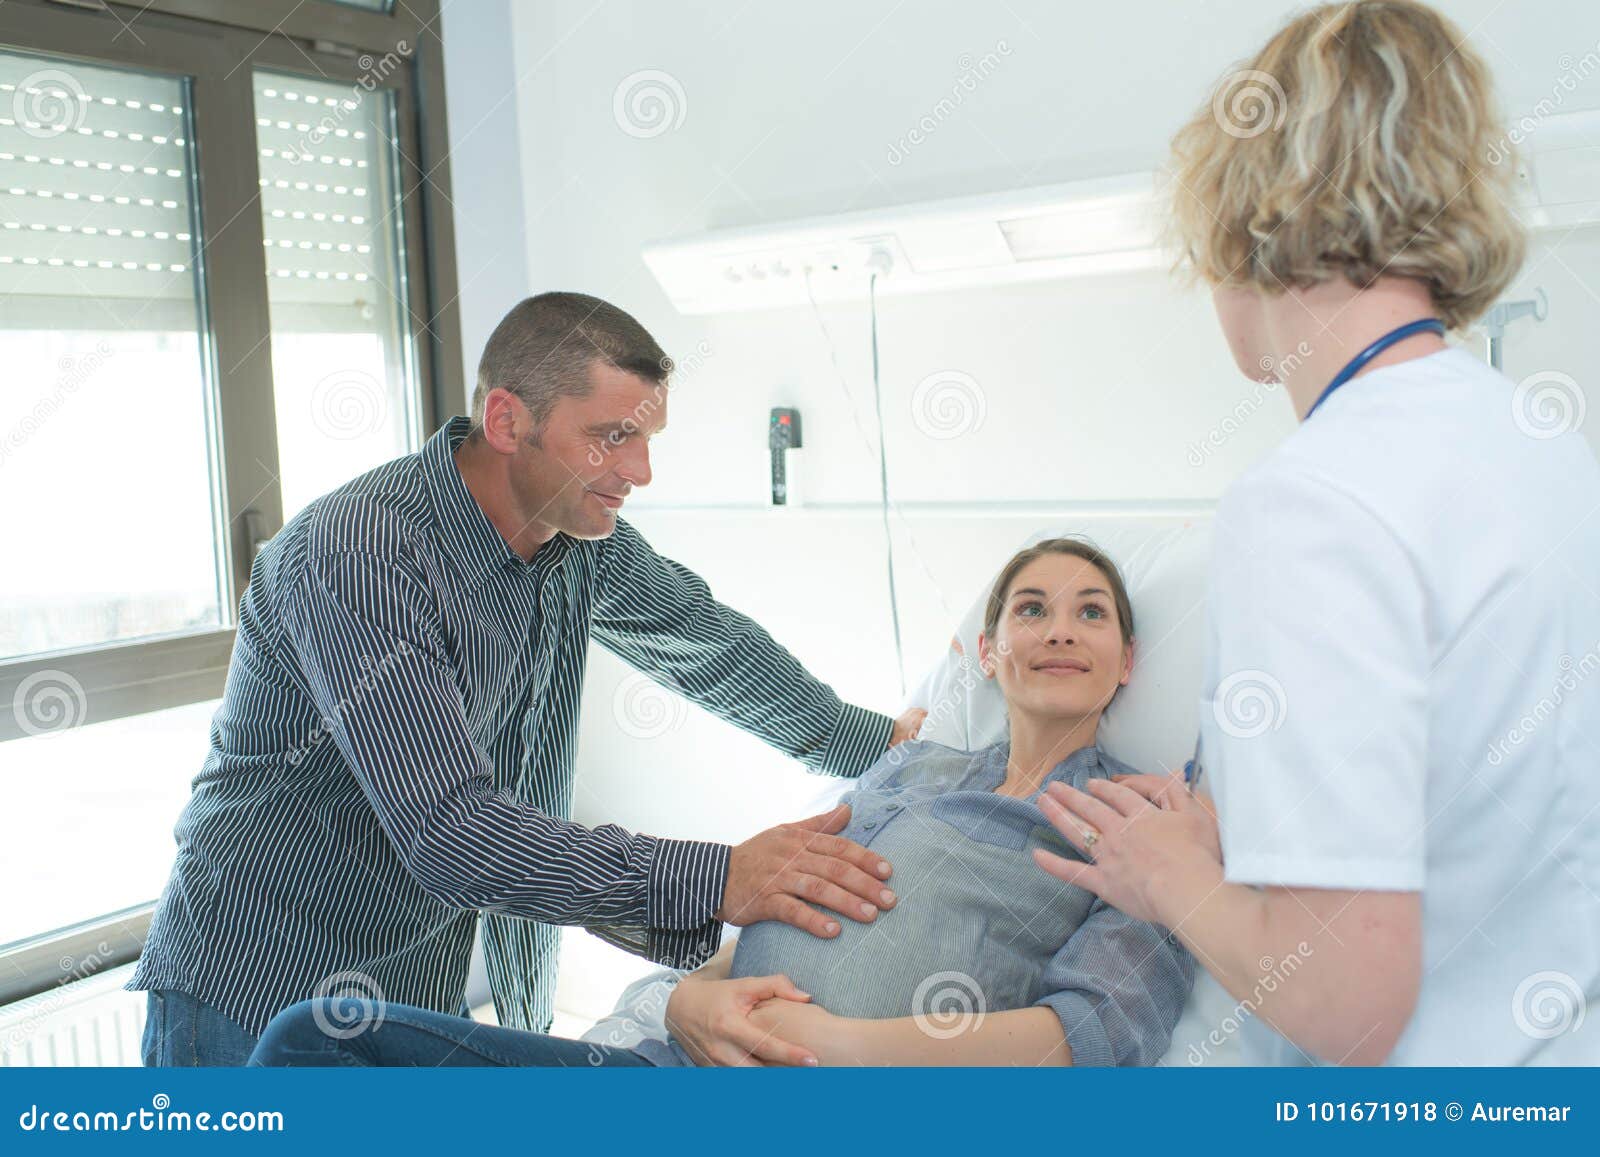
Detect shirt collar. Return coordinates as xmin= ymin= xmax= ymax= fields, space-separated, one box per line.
xmin=421 ymin=416 xmax=571 ymax=587
xmin=977 ymin=740 xmax=1108 ymax=795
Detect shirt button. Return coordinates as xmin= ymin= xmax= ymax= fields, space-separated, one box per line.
xmin=886 ymin=804 xmax=901 ymax=813
xmin=863 ymin=821 xmax=877 ymax=830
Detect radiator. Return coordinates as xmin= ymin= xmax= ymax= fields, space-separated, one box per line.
xmin=0 ymin=963 xmax=145 ymax=1067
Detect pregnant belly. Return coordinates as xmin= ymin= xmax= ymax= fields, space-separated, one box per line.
xmin=729 ymin=903 xmax=995 ymax=1022
xmin=728 ymin=798 xmax=1080 ymax=1023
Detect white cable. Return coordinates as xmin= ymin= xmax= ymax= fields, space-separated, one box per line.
xmin=802 ymin=259 xmax=910 ymax=696
xmin=803 ymin=267 xmax=883 ymax=457
xmin=868 ymin=270 xmax=906 ymax=696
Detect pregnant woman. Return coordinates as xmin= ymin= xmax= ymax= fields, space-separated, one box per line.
xmin=248 ymin=538 xmax=1194 ymax=1067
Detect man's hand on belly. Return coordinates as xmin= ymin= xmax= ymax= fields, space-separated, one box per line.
xmin=716 ymin=805 xmax=897 ymax=938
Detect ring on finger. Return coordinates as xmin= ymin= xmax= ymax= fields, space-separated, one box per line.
xmin=1081 ymin=825 xmax=1101 ymax=850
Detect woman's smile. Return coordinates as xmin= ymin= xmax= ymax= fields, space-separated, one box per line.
xmin=1031 ymin=657 xmax=1091 ymax=676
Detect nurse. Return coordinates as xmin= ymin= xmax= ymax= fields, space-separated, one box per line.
xmin=1035 ymin=0 xmax=1600 ymax=1064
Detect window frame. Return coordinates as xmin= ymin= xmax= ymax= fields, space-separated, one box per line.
xmin=0 ymin=0 xmax=462 ymax=746
xmin=0 ymin=903 xmax=154 ymax=1008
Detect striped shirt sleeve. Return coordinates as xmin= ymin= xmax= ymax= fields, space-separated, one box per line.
xmin=277 ymin=547 xmax=724 ymax=947
xmin=592 ymin=518 xmax=894 ymax=776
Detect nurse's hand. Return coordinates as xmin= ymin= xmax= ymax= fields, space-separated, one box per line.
xmin=717 ymin=805 xmax=896 ymax=938
xmin=1110 ymin=772 xmax=1223 ymax=861
xmin=1033 ymin=771 xmax=1223 ymax=928
xmin=666 ymin=973 xmax=818 ymax=1067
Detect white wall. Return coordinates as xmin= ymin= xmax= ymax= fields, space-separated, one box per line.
xmin=501 ymin=0 xmax=1600 ymax=504
xmin=440 ymin=0 xmax=531 ymax=407
xmin=438 ymin=0 xmax=1600 ymax=1023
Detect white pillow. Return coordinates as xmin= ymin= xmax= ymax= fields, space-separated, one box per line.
xmin=902 ymin=520 xmax=1214 ymax=778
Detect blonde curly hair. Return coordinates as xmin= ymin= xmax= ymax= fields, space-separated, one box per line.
xmin=1166 ymin=0 xmax=1525 ymax=330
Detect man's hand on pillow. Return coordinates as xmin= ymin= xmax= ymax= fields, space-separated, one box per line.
xmin=889 ymin=707 xmax=928 ymax=747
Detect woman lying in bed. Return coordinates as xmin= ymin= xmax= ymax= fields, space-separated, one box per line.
xmin=248 ymin=538 xmax=1193 ymax=1068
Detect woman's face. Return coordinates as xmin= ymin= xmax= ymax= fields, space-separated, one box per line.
xmin=978 ymin=554 xmax=1133 ymax=723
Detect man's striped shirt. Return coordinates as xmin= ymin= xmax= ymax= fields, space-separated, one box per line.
xmin=128 ymin=416 xmax=893 ymax=1037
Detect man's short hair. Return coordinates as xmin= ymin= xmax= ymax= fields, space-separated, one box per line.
xmin=471 ymin=292 xmax=672 ymax=430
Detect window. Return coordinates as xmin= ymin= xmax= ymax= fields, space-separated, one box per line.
xmin=0 ymin=0 xmax=459 ymax=990
xmin=0 ymin=698 xmax=221 ymax=947
xmin=253 ymin=70 xmax=420 ymax=519
xmin=0 ymin=50 xmax=223 ymax=661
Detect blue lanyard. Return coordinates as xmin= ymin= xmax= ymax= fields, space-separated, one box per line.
xmin=1303 ymin=318 xmax=1446 ymax=420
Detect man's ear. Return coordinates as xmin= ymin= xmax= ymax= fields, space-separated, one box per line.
xmin=479 ymin=388 xmax=529 ymax=455
xmin=976 ymin=631 xmax=997 ymax=679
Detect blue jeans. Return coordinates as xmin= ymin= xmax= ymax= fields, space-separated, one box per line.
xmin=141 ymin=990 xmax=260 ymax=1067
xmin=248 ymin=998 xmax=654 ymax=1067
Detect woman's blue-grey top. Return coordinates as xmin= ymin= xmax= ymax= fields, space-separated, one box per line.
xmin=583 ymin=739 xmax=1195 ymax=1066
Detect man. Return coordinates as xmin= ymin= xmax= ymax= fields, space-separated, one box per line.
xmin=131 ymin=292 xmax=923 ymax=1066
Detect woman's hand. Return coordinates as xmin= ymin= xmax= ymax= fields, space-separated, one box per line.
xmin=1033 ymin=770 xmax=1224 ymax=927
xmin=664 ymin=972 xmax=819 ymax=1067
xmin=747 ymin=996 xmax=842 ymax=1060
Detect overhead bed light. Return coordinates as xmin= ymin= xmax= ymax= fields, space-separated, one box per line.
xmin=642 ymin=109 xmax=1600 ymax=315
xmin=641 ymin=171 xmax=1165 ymax=314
